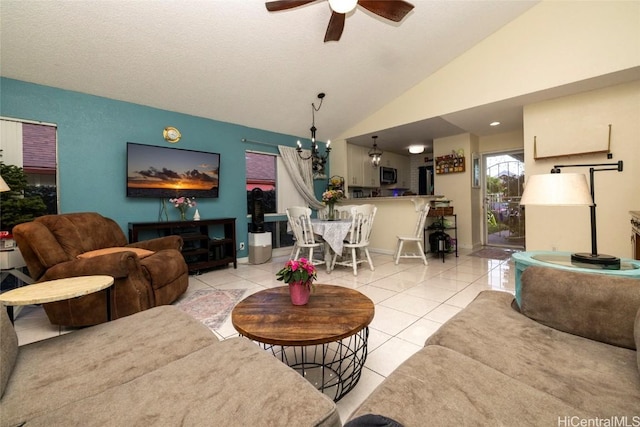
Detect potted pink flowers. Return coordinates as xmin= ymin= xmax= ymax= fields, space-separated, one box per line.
xmin=169 ymin=197 xmax=196 ymax=220
xmin=276 ymin=258 xmax=317 ymax=305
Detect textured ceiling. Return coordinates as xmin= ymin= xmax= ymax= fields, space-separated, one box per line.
xmin=0 ymin=0 xmax=541 ymax=152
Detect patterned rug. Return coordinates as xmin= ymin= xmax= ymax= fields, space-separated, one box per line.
xmin=468 ymin=248 xmax=519 ymax=261
xmin=175 ymin=288 xmax=247 ymax=332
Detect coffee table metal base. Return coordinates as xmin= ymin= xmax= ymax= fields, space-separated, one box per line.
xmin=249 ymin=327 xmax=368 ymax=402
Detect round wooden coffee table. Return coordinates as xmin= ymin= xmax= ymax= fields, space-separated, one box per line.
xmin=232 ymin=284 xmax=374 ymax=402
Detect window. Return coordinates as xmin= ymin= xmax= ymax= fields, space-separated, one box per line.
xmin=246 ymin=151 xmax=304 ymax=249
xmin=245 ymin=151 xmax=305 ymax=215
xmin=246 ymin=152 xmax=276 ymax=214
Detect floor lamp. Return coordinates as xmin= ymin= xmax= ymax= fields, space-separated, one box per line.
xmin=520 ymin=160 xmax=624 ymax=269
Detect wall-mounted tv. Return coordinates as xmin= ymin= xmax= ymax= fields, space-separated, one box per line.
xmin=127 ymin=142 xmax=220 ymax=198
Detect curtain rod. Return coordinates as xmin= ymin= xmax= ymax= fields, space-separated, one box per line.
xmin=241 ymin=138 xmax=281 ymax=148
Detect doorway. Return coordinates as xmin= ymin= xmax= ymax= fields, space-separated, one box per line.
xmin=484 ymin=151 xmax=525 ymax=249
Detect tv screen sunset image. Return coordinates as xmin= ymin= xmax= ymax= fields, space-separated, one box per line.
xmin=127 ymin=143 xmax=220 ymax=198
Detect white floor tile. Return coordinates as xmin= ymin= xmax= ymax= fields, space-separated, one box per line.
xmin=396 ymin=317 xmax=443 ymax=346
xmin=365 ymin=337 xmax=422 ymax=377
xmin=423 ymin=303 xmax=462 ymax=323
xmin=379 ymin=292 xmax=440 ymax=317
xmin=369 ymin=305 xmax=420 ymax=336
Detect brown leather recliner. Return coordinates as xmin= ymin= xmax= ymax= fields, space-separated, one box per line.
xmin=12 ymin=212 xmax=188 ymax=326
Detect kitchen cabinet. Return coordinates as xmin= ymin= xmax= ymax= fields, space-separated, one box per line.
xmin=347 ymin=144 xmax=364 ymax=186
xmin=347 ymin=144 xmax=379 ymax=188
xmin=362 ymin=159 xmax=380 ymax=187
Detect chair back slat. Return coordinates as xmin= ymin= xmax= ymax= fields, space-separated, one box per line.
xmin=286 ymin=206 xmax=316 ymax=245
xmin=345 ymin=204 xmax=377 ymax=245
xmin=413 ymin=203 xmax=431 ymax=238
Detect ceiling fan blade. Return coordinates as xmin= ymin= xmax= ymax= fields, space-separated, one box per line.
xmin=265 ymin=0 xmax=317 ymax=12
xmin=324 ymin=11 xmax=346 ymax=42
xmin=358 ymin=0 xmax=414 ymax=22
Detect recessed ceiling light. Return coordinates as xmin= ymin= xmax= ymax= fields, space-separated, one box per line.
xmin=490 ymin=121 xmax=501 ymax=126
xmin=408 ymin=145 xmax=425 ymax=154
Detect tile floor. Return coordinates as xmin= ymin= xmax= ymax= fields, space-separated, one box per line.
xmin=12 ymin=246 xmax=516 ymax=423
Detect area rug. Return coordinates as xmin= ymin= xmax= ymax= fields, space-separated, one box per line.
xmin=468 ymin=248 xmax=519 ymax=261
xmin=175 ymin=288 xmax=247 ymax=332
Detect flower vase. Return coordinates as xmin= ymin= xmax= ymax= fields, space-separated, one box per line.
xmin=179 ymin=209 xmax=187 ymax=221
xmin=289 ymin=281 xmax=311 ymax=305
xmin=328 ymin=203 xmax=335 ymax=221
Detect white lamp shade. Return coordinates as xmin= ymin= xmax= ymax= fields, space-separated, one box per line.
xmin=520 ymin=173 xmax=593 ymax=206
xmin=408 ymin=145 xmax=425 ymax=154
xmin=0 ymin=176 xmax=10 ymax=193
xmin=328 ymin=0 xmax=358 ymax=13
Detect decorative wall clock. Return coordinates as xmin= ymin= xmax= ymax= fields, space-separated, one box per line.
xmin=163 ymin=126 xmax=181 ymax=143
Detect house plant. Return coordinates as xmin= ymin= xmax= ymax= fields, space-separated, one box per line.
xmin=276 ymin=258 xmax=317 ymax=305
xmin=322 ymin=189 xmax=345 ymax=221
xmin=169 ymin=196 xmax=196 ymax=220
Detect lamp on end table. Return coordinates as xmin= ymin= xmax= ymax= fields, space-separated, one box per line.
xmin=520 ymin=160 xmax=624 ymax=269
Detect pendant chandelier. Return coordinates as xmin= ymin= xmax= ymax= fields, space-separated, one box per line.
xmin=296 ymin=93 xmax=331 ymax=179
xmin=368 ymin=135 xmax=383 ymax=167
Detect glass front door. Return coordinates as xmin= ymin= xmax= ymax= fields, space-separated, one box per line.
xmin=484 ymin=151 xmax=525 ymax=249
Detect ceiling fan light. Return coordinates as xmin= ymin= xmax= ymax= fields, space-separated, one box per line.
xmin=408 ymin=145 xmax=425 ymax=154
xmin=328 ymin=0 xmax=358 ymax=14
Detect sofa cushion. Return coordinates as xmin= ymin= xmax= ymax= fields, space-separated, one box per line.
xmin=0 ymin=305 xmax=217 ymax=426
xmin=77 ymin=247 xmax=154 ymax=259
xmin=20 ymin=338 xmax=341 ymax=427
xmin=426 ymin=290 xmax=640 ymax=417
xmin=519 ymin=266 xmax=640 ymax=349
xmin=635 ymin=308 xmax=640 ymax=373
xmin=0 ymin=309 xmax=18 ymax=399
xmin=348 ymin=345 xmax=591 ymax=426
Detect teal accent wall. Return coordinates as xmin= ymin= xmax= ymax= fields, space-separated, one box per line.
xmin=0 ymin=78 xmax=328 ymax=258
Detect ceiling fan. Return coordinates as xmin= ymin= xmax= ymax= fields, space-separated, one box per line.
xmin=265 ymin=0 xmax=415 ymax=42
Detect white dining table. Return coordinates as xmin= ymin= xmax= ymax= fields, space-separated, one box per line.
xmin=311 ymin=219 xmax=352 ymax=272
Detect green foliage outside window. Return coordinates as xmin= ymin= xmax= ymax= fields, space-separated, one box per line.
xmin=0 ymin=163 xmax=47 ymax=232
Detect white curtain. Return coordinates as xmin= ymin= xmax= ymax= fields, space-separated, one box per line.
xmin=278 ymin=145 xmax=324 ymax=210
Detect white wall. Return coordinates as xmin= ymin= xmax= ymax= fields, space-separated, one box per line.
xmin=479 ymin=130 xmax=524 ymax=154
xmin=523 ymin=81 xmax=640 ymax=258
xmin=433 ymin=134 xmax=474 ymax=249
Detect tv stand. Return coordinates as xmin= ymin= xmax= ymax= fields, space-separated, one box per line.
xmin=128 ymin=218 xmax=237 ymax=273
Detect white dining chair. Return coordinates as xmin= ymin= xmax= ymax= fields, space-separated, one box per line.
xmin=394 ymin=200 xmax=430 ymax=265
xmin=331 ymin=204 xmax=377 ymax=276
xmin=333 ymin=204 xmax=357 ymax=220
xmin=286 ymin=206 xmax=325 ymax=266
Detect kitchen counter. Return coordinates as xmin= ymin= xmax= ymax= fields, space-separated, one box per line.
xmin=338 ymin=196 xmax=444 ymax=254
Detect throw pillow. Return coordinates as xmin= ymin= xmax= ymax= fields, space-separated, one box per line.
xmin=0 ymin=308 xmax=19 ymax=398
xmin=77 ymin=247 xmax=154 ymax=259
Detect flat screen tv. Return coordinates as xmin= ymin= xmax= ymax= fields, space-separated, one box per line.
xmin=127 ymin=142 xmax=220 ymax=198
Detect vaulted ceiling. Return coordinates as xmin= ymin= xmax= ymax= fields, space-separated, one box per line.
xmin=2 ymin=0 xmax=546 ymax=153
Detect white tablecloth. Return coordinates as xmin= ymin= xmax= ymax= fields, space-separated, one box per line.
xmin=311 ymin=219 xmax=352 ymax=254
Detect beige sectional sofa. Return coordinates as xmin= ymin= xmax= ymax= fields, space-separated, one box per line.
xmin=348 ymin=266 xmax=640 ymax=426
xmin=1 ymin=305 xmax=341 ymax=427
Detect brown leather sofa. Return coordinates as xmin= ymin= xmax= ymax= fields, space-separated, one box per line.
xmin=12 ymin=212 xmax=188 ymax=326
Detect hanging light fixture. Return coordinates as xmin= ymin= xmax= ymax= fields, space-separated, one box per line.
xmin=296 ymin=93 xmax=331 ymax=179
xmin=368 ymin=135 xmax=383 ymax=167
